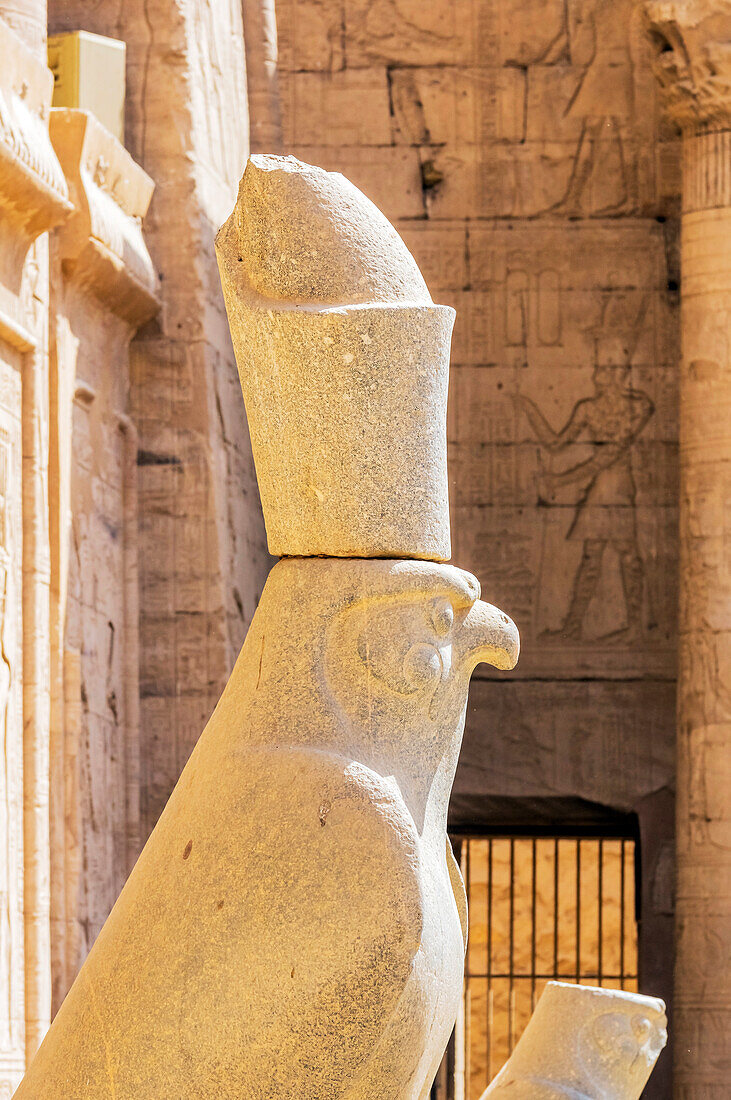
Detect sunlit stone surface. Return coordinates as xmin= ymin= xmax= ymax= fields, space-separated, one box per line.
xmin=14 ymin=160 xmax=517 ymax=1099
xmin=481 ymin=982 xmax=667 ymax=1099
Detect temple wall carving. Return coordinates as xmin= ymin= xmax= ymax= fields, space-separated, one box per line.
xmin=0 ymin=0 xmax=730 ymax=1094
xmin=49 ymin=0 xmax=271 ymax=840
xmin=274 ymin=8 xmax=681 ymax=1092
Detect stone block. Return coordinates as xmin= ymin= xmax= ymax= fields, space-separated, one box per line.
xmin=344 ymin=0 xmax=474 ymax=67
xmin=276 ymin=0 xmax=346 ymax=71
xmin=457 ymin=679 xmax=676 ymax=807
xmin=286 ymin=144 xmax=426 ymax=218
xmin=396 ymin=222 xmax=469 ymax=291
xmin=280 ymin=69 xmax=392 ymax=145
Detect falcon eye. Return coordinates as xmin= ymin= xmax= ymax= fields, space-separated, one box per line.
xmin=430 ymin=598 xmax=454 ymax=637
xmin=403 ymin=643 xmax=443 ymax=688
xmin=631 ymin=1015 xmax=652 ymax=1042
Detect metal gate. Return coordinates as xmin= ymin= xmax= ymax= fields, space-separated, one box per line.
xmin=433 ymin=834 xmax=638 ymax=1099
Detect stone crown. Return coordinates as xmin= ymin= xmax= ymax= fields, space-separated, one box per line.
xmin=216 ymin=155 xmax=454 ymax=562
xmin=231 ymin=154 xmax=432 ymax=307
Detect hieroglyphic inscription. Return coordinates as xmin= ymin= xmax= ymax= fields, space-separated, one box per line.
xmin=514 ymin=354 xmax=654 ymax=646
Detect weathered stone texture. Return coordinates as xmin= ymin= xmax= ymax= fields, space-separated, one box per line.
xmin=276 ymin=3 xmax=681 ymax=1095
xmin=644 ymin=5 xmax=731 ymax=1093
xmin=49 ymin=0 xmax=271 ymax=838
xmin=0 ymin=7 xmax=71 ymax=1084
xmin=481 ymin=982 xmax=667 ymax=1099
xmin=15 ymin=556 xmax=519 ymax=1099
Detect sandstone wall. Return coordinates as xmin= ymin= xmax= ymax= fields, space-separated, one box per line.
xmin=48 ymin=0 xmax=271 ymax=840
xmin=0 ymin=6 xmax=72 ymax=1082
xmin=0 ymin=0 xmax=270 ymax=1076
xmin=274 ymin=2 xmax=680 ymax=1094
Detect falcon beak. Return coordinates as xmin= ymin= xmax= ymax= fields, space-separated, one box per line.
xmin=460 ymin=600 xmax=520 ymax=673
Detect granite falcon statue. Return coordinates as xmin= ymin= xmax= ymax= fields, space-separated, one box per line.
xmin=15 ymin=155 xmax=520 ymax=1099
xmin=481 ymin=983 xmax=667 ymax=1100
xmin=14 ymin=155 xmax=667 ymax=1100
xmin=15 ymin=558 xmax=518 ymax=1098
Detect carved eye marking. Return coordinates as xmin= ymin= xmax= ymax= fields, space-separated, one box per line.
xmin=632 ymin=1015 xmax=652 ymax=1043
xmin=430 ymin=598 xmax=454 ymax=637
xmin=403 ymin=643 xmax=443 ymax=690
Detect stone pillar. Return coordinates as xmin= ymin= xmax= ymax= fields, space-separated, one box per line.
xmin=49 ymin=0 xmax=272 ymax=838
xmin=645 ymin=4 xmax=731 ymax=1095
xmin=47 ymin=107 xmax=158 ymax=1009
xmin=0 ymin=14 xmax=71 ymax=1085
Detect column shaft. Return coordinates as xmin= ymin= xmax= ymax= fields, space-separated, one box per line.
xmin=675 ymin=127 xmax=731 ymax=1097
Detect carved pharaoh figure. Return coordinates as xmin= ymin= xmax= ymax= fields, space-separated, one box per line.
xmin=514 ymin=305 xmax=654 ymax=643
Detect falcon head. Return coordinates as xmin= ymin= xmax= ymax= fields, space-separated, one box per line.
xmin=319 ymin=559 xmax=519 ymax=825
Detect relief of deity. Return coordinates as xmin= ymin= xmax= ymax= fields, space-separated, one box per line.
xmin=514 ymin=337 xmax=654 ymax=644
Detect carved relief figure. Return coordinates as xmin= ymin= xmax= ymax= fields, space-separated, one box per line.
xmin=555 ymin=0 xmax=645 ymax=215
xmin=514 ymin=338 xmax=654 ymax=643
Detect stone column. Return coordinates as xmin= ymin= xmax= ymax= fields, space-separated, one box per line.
xmin=243 ymin=0 xmax=283 ymax=153
xmin=0 ymin=13 xmax=71 ymax=1084
xmin=47 ymin=107 xmax=159 ymax=1009
xmin=645 ymin=4 xmax=731 ymax=1095
xmin=49 ymin=0 xmax=272 ymax=839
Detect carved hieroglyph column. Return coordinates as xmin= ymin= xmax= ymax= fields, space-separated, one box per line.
xmin=645 ymin=4 xmax=731 ymax=1094
xmin=47 ymin=107 xmax=159 ymax=1010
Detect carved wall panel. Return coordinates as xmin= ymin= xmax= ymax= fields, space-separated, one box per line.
xmin=277 ymin=0 xmax=676 ymax=220
xmin=424 ymin=220 xmax=680 ymax=681
xmin=277 ymin=7 xmax=680 ymax=1091
xmin=277 ymin=0 xmax=680 ymax=736
xmin=58 ymin=298 xmax=134 ymax=992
